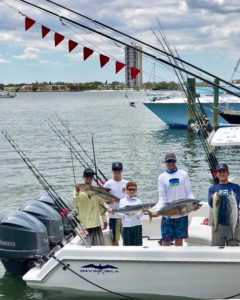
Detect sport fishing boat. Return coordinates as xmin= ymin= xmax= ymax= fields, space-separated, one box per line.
xmin=1 ymin=197 xmax=240 ymax=300
xmin=144 ymin=94 xmax=240 ymax=128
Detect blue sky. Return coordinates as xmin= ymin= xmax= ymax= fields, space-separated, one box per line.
xmin=0 ymin=0 xmax=240 ymax=84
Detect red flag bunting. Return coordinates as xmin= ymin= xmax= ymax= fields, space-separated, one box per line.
xmin=115 ymin=61 xmax=125 ymax=74
xmin=130 ymin=67 xmax=141 ymax=79
xmin=99 ymin=54 xmax=110 ymax=68
xmin=54 ymin=32 xmax=65 ymax=47
xmin=83 ymin=47 xmax=94 ymax=60
xmin=42 ymin=26 xmax=50 ymax=38
xmin=68 ymin=40 xmax=78 ymax=52
xmin=25 ymin=17 xmax=36 ymax=31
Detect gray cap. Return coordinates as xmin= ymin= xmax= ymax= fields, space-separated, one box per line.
xmin=164 ymin=152 xmax=177 ymax=162
xmin=216 ymin=163 xmax=228 ymax=172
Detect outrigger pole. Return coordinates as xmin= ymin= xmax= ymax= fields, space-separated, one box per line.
xmin=14 ymin=0 xmax=240 ymax=97
xmin=2 ymin=130 xmax=90 ymax=247
xmin=153 ymin=27 xmax=219 ymax=182
xmin=43 ymin=0 xmax=240 ymax=93
xmin=57 ymin=116 xmax=108 ymax=181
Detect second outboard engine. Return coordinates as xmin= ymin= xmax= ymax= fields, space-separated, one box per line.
xmin=21 ymin=200 xmax=64 ymax=247
xmin=36 ymin=193 xmax=72 ymax=236
xmin=0 ymin=211 xmax=49 ymax=276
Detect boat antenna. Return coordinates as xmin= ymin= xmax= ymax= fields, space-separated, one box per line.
xmin=230 ymin=58 xmax=240 ymax=82
xmin=10 ymin=0 xmax=240 ymax=97
xmin=41 ymin=0 xmax=240 ymax=93
xmin=2 ymin=130 xmax=90 ymax=247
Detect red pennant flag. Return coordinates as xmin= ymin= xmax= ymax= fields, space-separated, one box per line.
xmin=99 ymin=54 xmax=110 ymax=68
xmin=83 ymin=47 xmax=94 ymax=60
xmin=25 ymin=17 xmax=36 ymax=31
xmin=42 ymin=26 xmax=50 ymax=38
xmin=54 ymin=32 xmax=64 ymax=47
xmin=130 ymin=67 xmax=141 ymax=79
xmin=68 ymin=40 xmax=78 ymax=52
xmin=115 ymin=61 xmax=125 ymax=74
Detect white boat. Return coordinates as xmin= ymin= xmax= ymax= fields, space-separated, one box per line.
xmin=144 ymin=93 xmax=240 ymax=128
xmin=0 ymin=92 xmax=16 ymax=98
xmin=208 ymin=126 xmax=240 ymax=147
xmin=21 ymin=204 xmax=240 ymax=299
xmin=1 ymin=198 xmax=240 ymax=299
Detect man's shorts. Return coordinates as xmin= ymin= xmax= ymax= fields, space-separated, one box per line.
xmin=161 ymin=216 xmax=188 ymax=242
xmin=109 ymin=218 xmax=122 ymax=242
xmin=212 ymin=224 xmax=240 ymax=246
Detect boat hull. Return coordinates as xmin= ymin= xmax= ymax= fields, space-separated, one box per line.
xmin=144 ymin=101 xmax=240 ymax=128
xmin=23 ymin=239 xmax=240 ymax=299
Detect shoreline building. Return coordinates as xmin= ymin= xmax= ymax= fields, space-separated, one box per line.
xmin=125 ymin=45 xmax=142 ymax=89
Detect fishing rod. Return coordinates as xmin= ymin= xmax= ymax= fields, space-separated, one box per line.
xmin=154 ymin=20 xmax=211 ymax=126
xmin=12 ymin=0 xmax=240 ymax=98
xmin=2 ymin=130 xmax=90 ymax=247
xmin=91 ymin=133 xmax=99 ymax=186
xmin=153 ymin=28 xmax=218 ymax=181
xmin=47 ymin=120 xmax=105 ymax=184
xmin=57 ymin=116 xmax=108 ymax=181
xmin=66 ymin=119 xmax=76 ymax=185
xmin=42 ymin=0 xmax=240 ymax=93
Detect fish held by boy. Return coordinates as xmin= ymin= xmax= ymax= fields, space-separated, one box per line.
xmin=76 ymin=184 xmax=120 ymax=203
xmin=101 ymin=202 xmax=157 ymax=215
xmin=227 ymin=192 xmax=238 ymax=237
xmin=213 ymin=192 xmax=221 ymax=231
xmin=156 ymin=198 xmax=202 ymax=217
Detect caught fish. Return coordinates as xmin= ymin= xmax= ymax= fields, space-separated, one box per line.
xmin=101 ymin=202 xmax=156 ymax=215
xmin=227 ymin=192 xmax=238 ymax=237
xmin=76 ymin=184 xmax=120 ymax=203
xmin=213 ymin=192 xmax=221 ymax=231
xmin=156 ymin=198 xmax=201 ymax=217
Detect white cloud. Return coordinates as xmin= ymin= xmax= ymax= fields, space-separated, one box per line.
xmin=13 ymin=47 xmax=40 ymax=60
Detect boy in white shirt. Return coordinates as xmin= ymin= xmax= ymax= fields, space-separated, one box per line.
xmin=104 ymin=162 xmax=128 ymax=246
xmin=119 ymin=181 xmax=143 ymax=246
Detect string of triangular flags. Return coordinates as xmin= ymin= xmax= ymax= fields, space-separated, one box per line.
xmin=25 ymin=17 xmax=141 ymax=79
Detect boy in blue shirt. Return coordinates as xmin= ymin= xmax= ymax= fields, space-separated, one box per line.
xmin=208 ymin=163 xmax=240 ymax=246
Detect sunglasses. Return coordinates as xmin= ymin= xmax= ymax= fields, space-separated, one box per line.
xmin=166 ymin=160 xmax=176 ymax=163
xmin=127 ymin=188 xmax=137 ymax=192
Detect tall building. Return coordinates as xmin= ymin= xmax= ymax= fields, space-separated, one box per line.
xmin=125 ymin=45 xmax=142 ymax=89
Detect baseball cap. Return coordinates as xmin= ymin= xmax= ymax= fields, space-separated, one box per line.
xmin=83 ymin=168 xmax=95 ymax=178
xmin=216 ymin=163 xmax=228 ymax=172
xmin=112 ymin=162 xmax=123 ymax=171
xmin=164 ymin=152 xmax=177 ymax=162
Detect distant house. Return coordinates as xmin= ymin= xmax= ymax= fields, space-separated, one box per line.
xmin=42 ymin=84 xmax=67 ymax=91
xmin=19 ymin=84 xmax=34 ymax=91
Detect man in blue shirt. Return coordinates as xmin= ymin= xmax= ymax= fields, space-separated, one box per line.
xmin=208 ymin=163 xmax=240 ymax=246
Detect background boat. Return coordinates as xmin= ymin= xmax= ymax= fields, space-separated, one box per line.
xmin=144 ymin=93 xmax=240 ymax=128
xmin=0 ymin=92 xmax=16 ymax=99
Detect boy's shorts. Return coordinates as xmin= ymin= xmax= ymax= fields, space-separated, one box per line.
xmin=161 ymin=216 xmax=188 ymax=242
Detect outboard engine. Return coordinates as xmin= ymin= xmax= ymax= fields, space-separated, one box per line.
xmin=21 ymin=200 xmax=64 ymax=246
xmin=36 ymin=194 xmax=72 ymax=236
xmin=0 ymin=211 xmax=49 ymax=276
